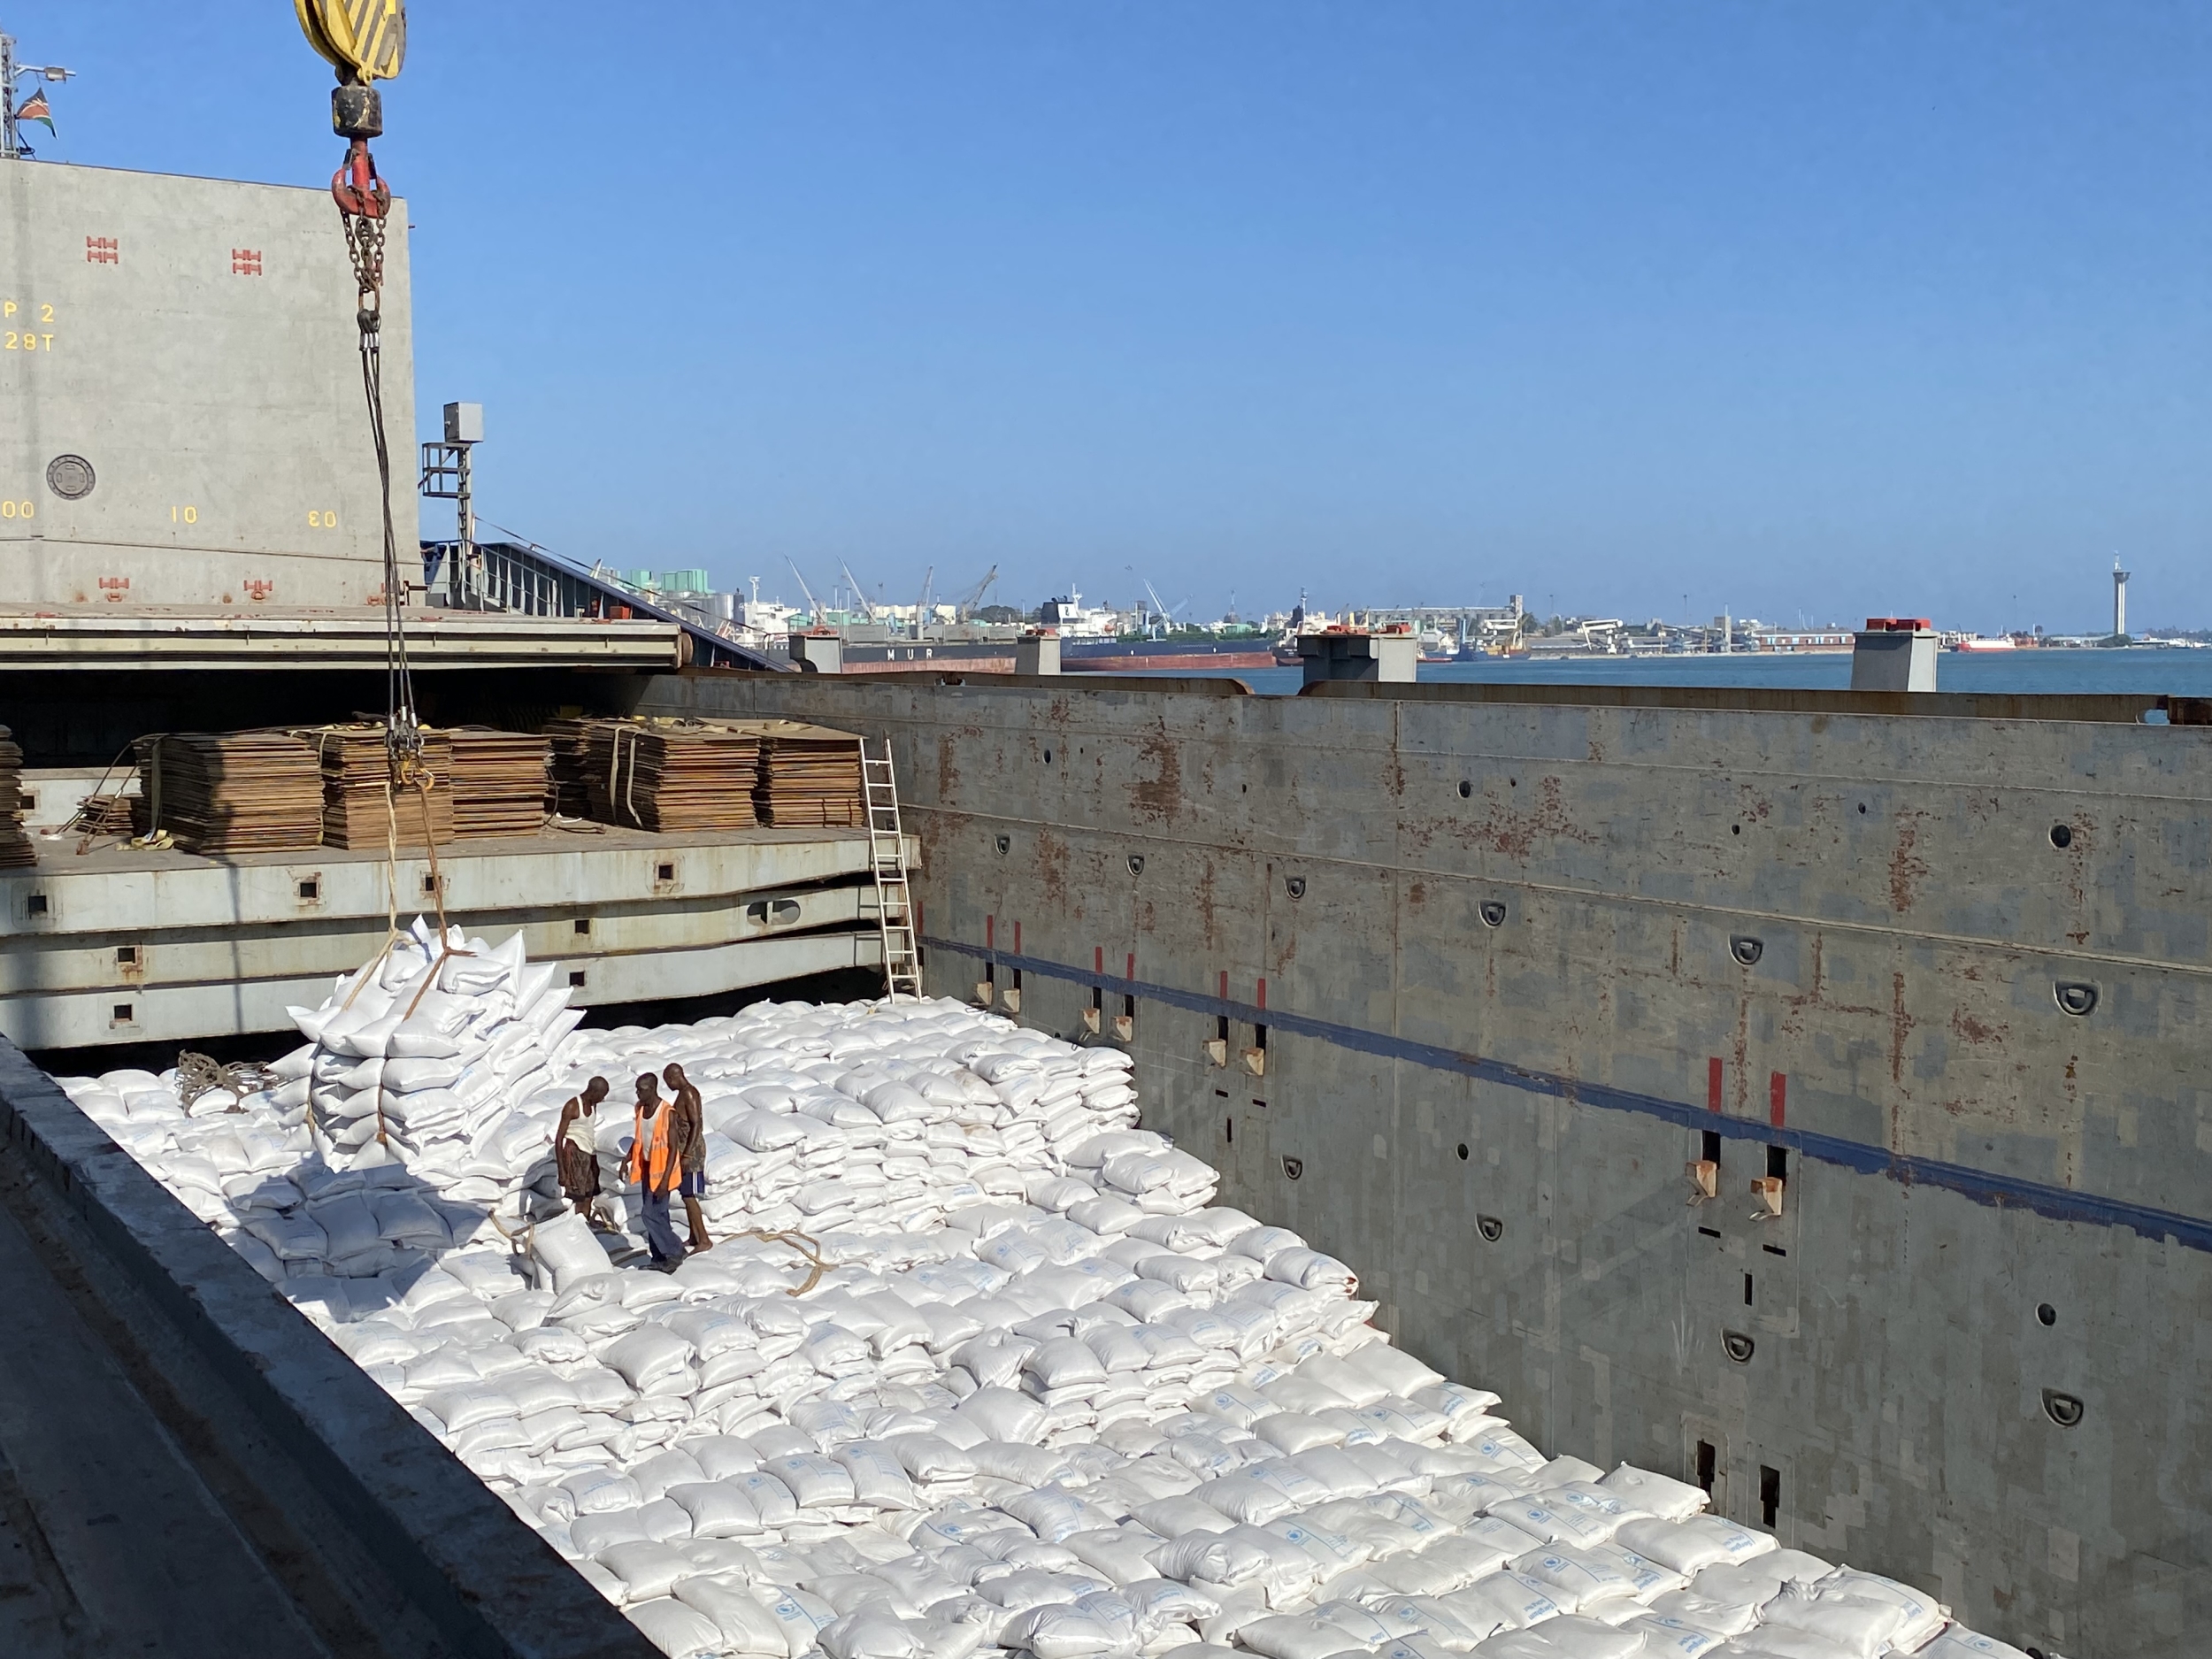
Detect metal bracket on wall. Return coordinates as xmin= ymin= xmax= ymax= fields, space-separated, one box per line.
xmin=1686 ymin=1159 xmax=1718 ymax=1205
xmin=1748 ymin=1175 xmax=1785 ymax=1220
xmin=1240 ymin=1046 xmax=1266 ymax=1077
xmin=1203 ymin=1038 xmax=1228 ymax=1067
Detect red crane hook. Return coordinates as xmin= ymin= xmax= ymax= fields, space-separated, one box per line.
xmin=332 ymin=136 xmax=391 ymax=220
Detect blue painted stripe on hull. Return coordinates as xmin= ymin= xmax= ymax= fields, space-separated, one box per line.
xmin=924 ymin=933 xmax=2212 ymax=1255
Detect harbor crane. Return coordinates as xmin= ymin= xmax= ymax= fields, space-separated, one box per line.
xmin=912 ymin=567 xmax=934 ymax=641
xmin=787 ymin=559 xmax=826 ymax=627
xmin=838 ymin=560 xmax=880 ymax=624
xmin=950 ymin=565 xmax=999 ymax=622
xmin=1138 ymin=576 xmax=1187 ymax=637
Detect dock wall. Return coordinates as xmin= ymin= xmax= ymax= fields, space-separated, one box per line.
xmin=642 ymin=669 xmax=2212 ymax=1657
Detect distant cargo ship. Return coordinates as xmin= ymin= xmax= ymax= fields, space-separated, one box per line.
xmin=831 ymin=636 xmax=1276 ymax=674
xmin=1062 ymin=638 xmax=1276 ymax=672
xmin=1950 ymin=634 xmax=2021 ymax=652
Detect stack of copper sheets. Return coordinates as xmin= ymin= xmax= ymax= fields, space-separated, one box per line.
xmin=585 ymin=719 xmax=761 ymax=832
xmin=130 ymin=731 xmax=325 ymax=854
xmin=306 ymin=725 xmax=455 ymax=850
xmin=447 ymin=727 xmax=552 ymax=840
xmin=0 ymin=730 xmax=35 ymax=868
xmin=753 ymin=721 xmax=866 ymax=827
xmin=544 ymin=717 xmax=613 ymax=818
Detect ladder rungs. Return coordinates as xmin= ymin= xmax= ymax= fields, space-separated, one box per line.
xmin=865 ymin=736 xmax=925 ymax=999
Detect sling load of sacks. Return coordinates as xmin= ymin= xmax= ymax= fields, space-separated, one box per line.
xmin=48 ymin=923 xmax=2025 ymax=1659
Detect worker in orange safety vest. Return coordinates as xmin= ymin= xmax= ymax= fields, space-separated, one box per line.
xmin=627 ymin=1072 xmax=687 ymax=1268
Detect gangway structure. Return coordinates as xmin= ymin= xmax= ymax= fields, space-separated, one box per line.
xmin=862 ymin=740 xmax=922 ymax=999
xmin=420 ymin=538 xmax=787 ymax=670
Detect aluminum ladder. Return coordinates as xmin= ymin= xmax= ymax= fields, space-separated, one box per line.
xmin=862 ymin=740 xmax=922 ymax=1001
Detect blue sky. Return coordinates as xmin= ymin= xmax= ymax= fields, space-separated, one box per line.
xmin=24 ymin=3 xmax=2212 ymax=630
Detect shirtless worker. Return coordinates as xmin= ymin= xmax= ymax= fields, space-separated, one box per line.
xmin=663 ymin=1062 xmax=712 ymax=1252
xmin=553 ymin=1075 xmax=611 ymax=1222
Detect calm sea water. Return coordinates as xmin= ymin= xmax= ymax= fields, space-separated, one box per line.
xmin=1125 ymin=648 xmax=2212 ymax=697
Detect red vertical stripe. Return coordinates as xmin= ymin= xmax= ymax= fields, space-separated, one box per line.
xmin=1126 ymin=952 xmax=1135 ymax=980
xmin=1013 ymin=921 xmax=1021 ymax=954
xmin=1218 ymin=970 xmax=1228 ymax=1001
xmin=1094 ymin=946 xmax=1103 ymax=974
xmin=1256 ymin=978 xmax=1267 ymax=1010
xmin=1769 ymin=1071 xmax=1786 ymax=1128
xmin=1708 ymin=1057 xmax=1724 ymax=1112
xmin=986 ymin=915 xmax=995 ymax=949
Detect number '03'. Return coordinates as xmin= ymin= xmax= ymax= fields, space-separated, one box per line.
xmin=307 ymin=510 xmax=339 ymax=527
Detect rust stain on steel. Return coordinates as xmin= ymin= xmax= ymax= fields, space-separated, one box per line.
xmin=1131 ymin=731 xmax=1183 ymax=824
xmin=1773 ymin=934 xmax=1843 ymax=1048
xmin=935 ymin=731 xmax=962 ymax=800
xmin=2062 ymin=813 xmax=2093 ymax=944
xmin=1949 ymin=1006 xmax=2007 ymax=1047
xmin=1033 ymin=829 xmax=1071 ymax=911
xmin=1887 ymin=970 xmax=1918 ymax=1152
xmin=1732 ymin=991 xmax=1751 ymax=1116
xmin=1456 ymin=773 xmax=1596 ymax=862
xmin=1888 ymin=813 xmax=1929 ymax=913
xmin=1194 ymin=859 xmax=1219 ymax=950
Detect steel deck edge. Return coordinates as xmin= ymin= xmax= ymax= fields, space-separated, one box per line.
xmin=0 ymin=1038 xmax=654 ymax=1659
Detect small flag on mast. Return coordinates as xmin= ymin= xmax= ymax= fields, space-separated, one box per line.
xmin=17 ymin=89 xmax=55 ymax=134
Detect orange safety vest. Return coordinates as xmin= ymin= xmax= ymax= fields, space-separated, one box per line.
xmin=629 ymin=1100 xmax=676 ymax=1192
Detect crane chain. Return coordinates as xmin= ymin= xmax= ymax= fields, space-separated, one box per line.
xmin=335 ymin=149 xmax=420 ymax=779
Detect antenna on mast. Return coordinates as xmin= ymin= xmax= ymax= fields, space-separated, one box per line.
xmin=2 ymin=27 xmax=77 ymax=162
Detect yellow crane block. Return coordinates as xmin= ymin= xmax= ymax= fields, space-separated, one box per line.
xmin=296 ymin=0 xmax=406 ymax=83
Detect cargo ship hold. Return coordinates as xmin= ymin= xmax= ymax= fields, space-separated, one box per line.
xmin=0 ymin=84 xmax=2202 ymax=1659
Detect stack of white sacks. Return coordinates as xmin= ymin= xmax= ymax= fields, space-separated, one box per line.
xmin=51 ymin=923 xmax=2025 ymax=1659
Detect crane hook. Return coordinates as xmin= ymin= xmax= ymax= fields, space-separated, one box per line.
xmin=332 ymin=137 xmax=391 ymax=221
